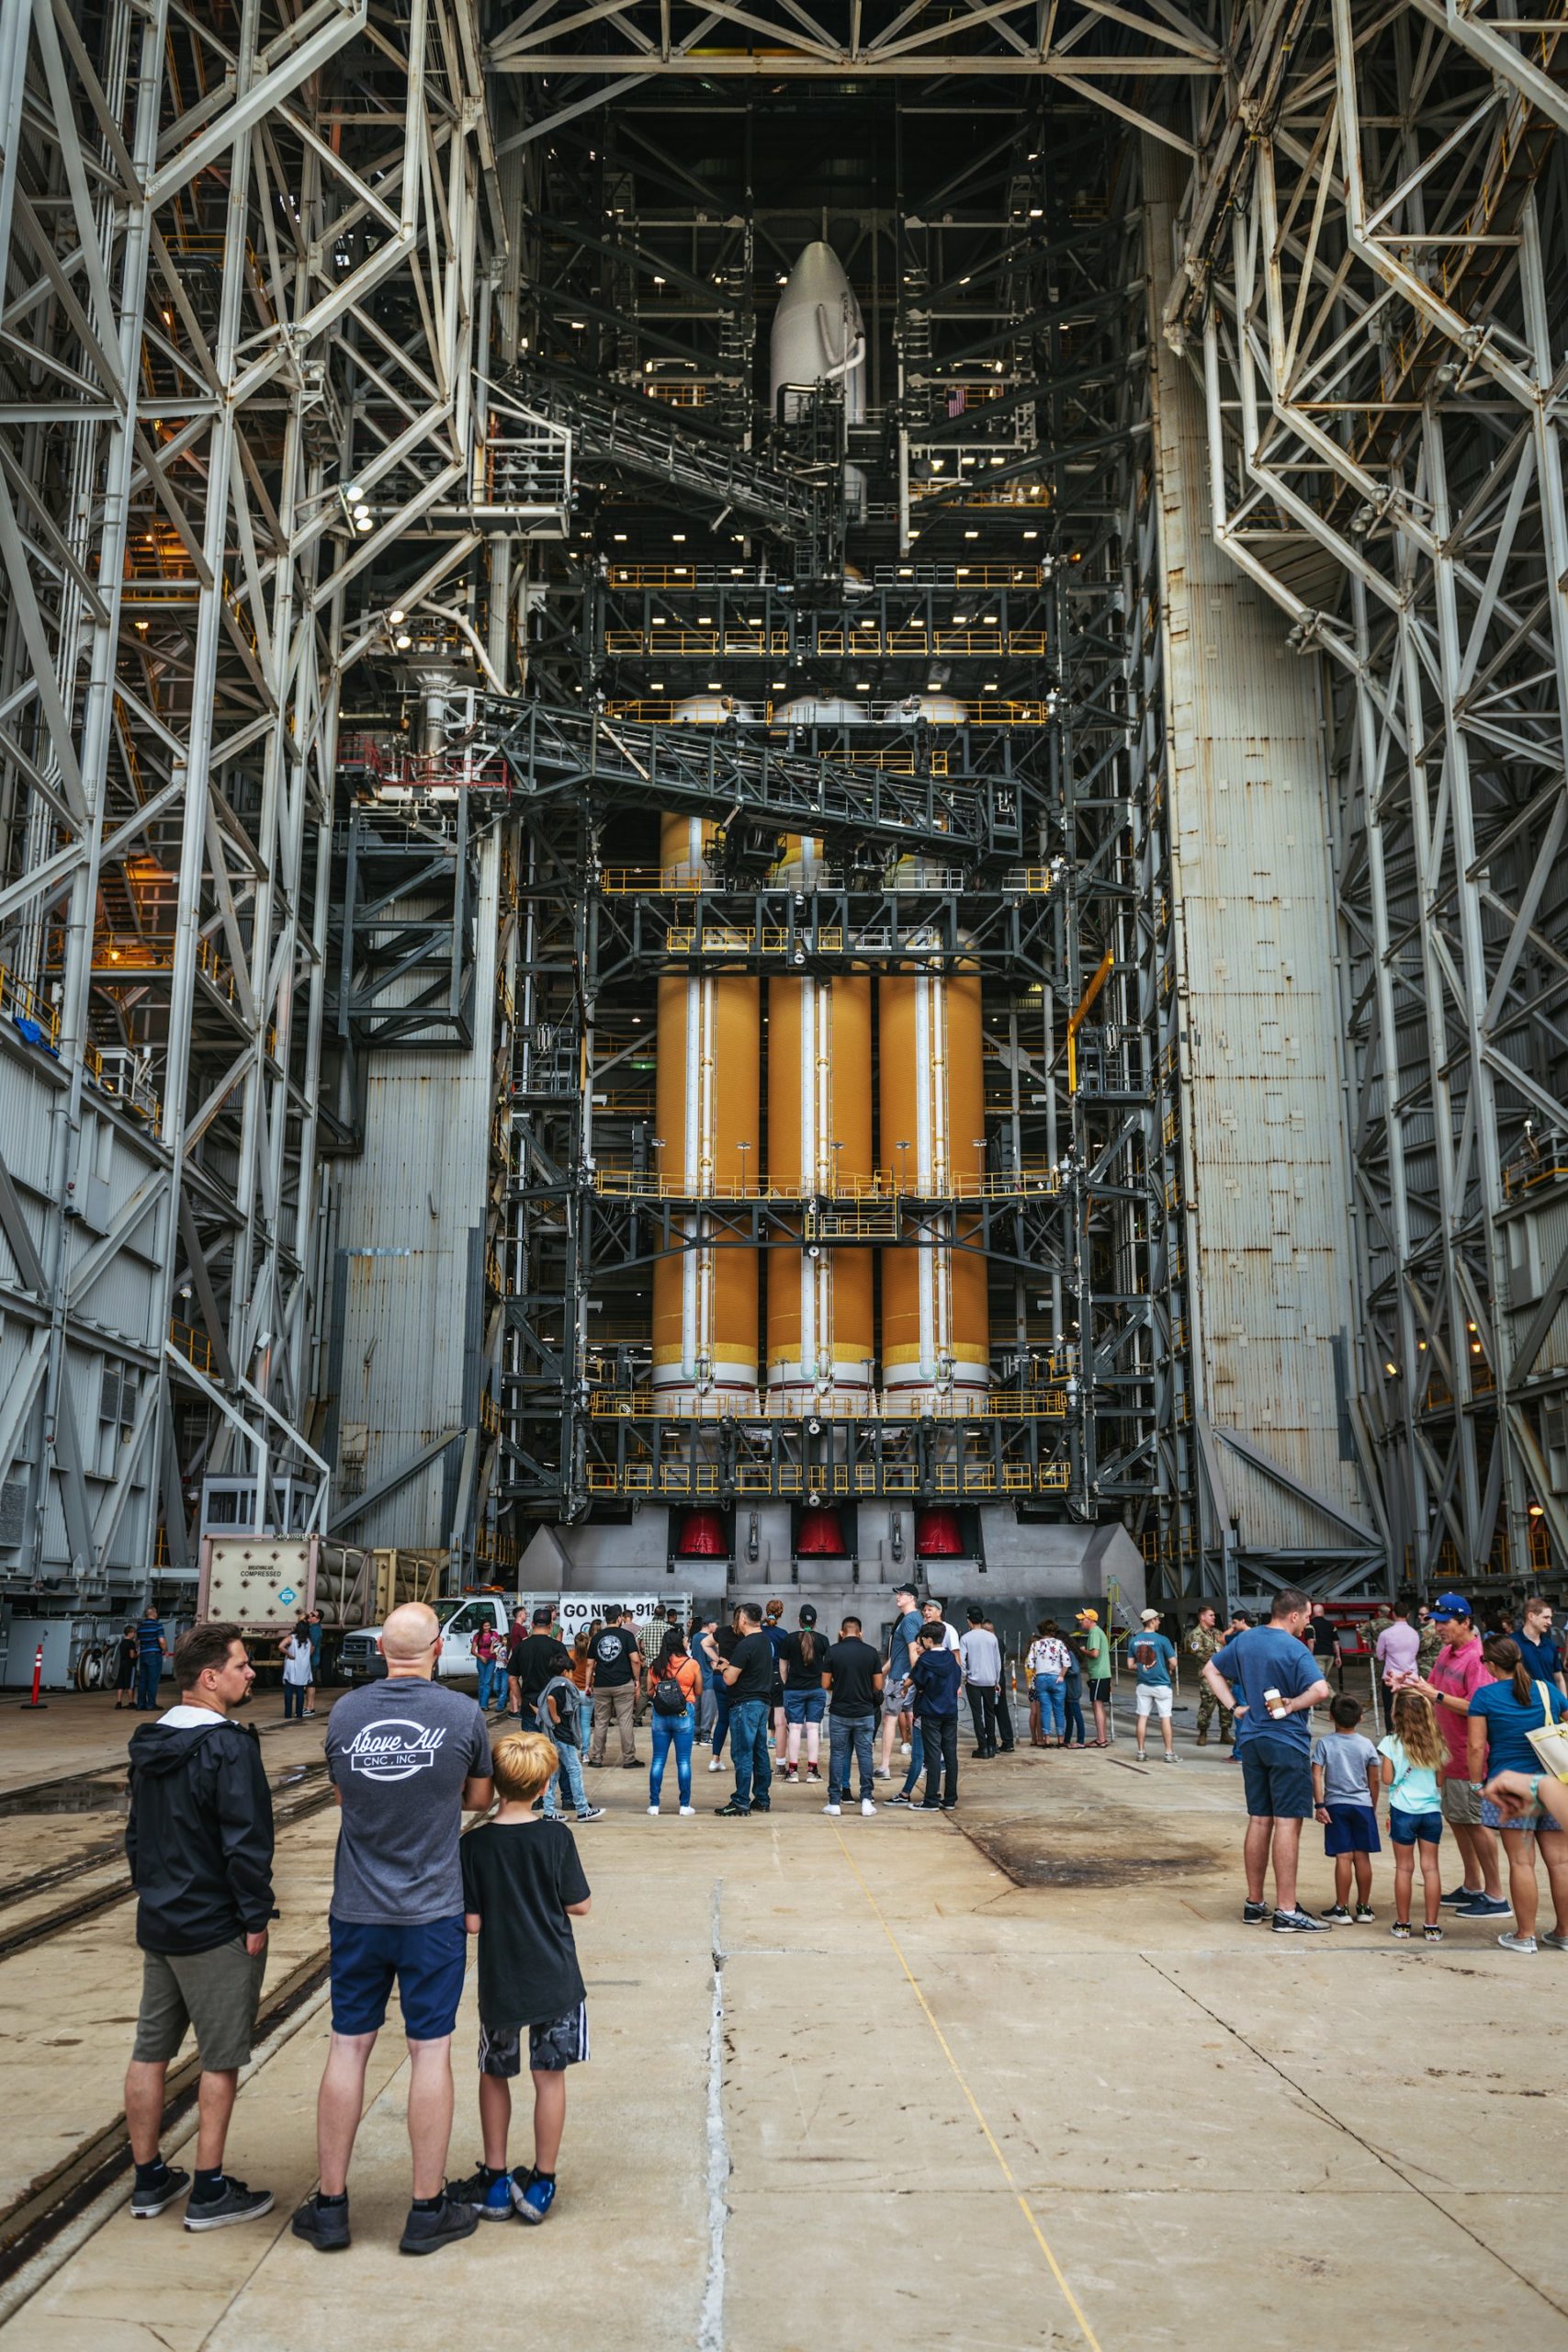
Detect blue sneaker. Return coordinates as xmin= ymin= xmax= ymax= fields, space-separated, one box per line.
xmin=451 ymin=2162 xmax=513 ymax=2222
xmin=1454 ymin=1894 xmax=1512 ymax=1917
xmin=510 ymin=2169 xmax=556 ymax=2224
xmin=1438 ymin=1884 xmax=1484 ymax=1907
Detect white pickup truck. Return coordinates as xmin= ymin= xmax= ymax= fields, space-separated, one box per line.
xmin=334 ymin=1591 xmax=693 ymax=1685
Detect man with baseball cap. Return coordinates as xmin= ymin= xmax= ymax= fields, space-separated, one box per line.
xmin=1074 ymin=1609 xmax=1112 ymax=1747
xmin=1413 ymin=1594 xmax=1509 ymax=1919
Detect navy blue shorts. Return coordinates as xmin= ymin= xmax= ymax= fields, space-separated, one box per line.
xmin=1388 ymin=1809 xmax=1442 ymax=1848
xmin=1323 ymin=1802 xmax=1381 ymax=1857
xmin=329 ymin=1914 xmax=467 ymax=2041
xmin=1239 ymin=1735 xmax=1313 ymax=1819
xmin=783 ymin=1690 xmax=826 ymax=1724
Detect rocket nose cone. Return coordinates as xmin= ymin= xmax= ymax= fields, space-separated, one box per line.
xmin=778 ymin=241 xmax=855 ymax=314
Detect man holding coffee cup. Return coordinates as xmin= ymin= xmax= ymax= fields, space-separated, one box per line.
xmin=1202 ymin=1589 xmax=1332 ymax=1934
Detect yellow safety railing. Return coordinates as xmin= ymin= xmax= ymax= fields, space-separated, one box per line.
xmin=0 ymin=961 xmax=62 ymax=1046
xmin=590 ymin=1163 xmax=1061 ymax=1203
xmin=169 ymin=1319 xmax=215 ymax=1376
xmin=588 ymin=1386 xmax=1067 ymax=1422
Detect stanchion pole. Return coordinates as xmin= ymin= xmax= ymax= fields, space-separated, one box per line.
xmin=17 ymin=1643 xmax=48 ymax=1710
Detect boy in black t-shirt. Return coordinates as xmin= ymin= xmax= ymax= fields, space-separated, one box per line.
xmin=455 ymin=1733 xmax=591 ymax=2226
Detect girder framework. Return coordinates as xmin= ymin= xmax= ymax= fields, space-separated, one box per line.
xmin=0 ymin=0 xmax=500 ymax=1591
xmin=1168 ymin=0 xmax=1568 ymax=1593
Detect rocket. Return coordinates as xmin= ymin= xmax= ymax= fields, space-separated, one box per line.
xmin=770 ymin=242 xmax=866 ymax=426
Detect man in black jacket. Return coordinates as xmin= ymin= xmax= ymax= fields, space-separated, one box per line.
xmin=123 ymin=1622 xmax=276 ymax=2230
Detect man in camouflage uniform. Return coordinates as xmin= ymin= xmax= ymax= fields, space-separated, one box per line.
xmin=1415 ymin=1606 xmax=1441 ymax=1678
xmin=1186 ymin=1605 xmax=1234 ymax=1746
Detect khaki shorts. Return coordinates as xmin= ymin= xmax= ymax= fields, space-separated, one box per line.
xmin=1441 ymin=1777 xmax=1484 ymax=1828
xmin=132 ymin=1939 xmax=267 ymax=2073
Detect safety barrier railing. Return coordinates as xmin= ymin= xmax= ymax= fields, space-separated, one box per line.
xmin=587 ymin=1386 xmax=1068 ymax=1421
xmin=589 ymin=1163 xmax=1062 ymax=1202
xmin=584 ymin=1458 xmax=1069 ymax=1496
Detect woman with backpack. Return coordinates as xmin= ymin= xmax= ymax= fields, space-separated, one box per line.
xmin=780 ymin=1605 xmax=828 ymax=1782
xmin=648 ymin=1627 xmax=703 ymax=1816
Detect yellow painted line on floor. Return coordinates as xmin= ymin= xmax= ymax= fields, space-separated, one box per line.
xmin=832 ymin=1828 xmax=1104 ymax=2352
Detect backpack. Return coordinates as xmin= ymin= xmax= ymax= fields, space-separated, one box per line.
xmin=653 ymin=1671 xmax=689 ymax=1717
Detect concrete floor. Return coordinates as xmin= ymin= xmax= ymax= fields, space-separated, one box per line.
xmin=2 ymin=1691 xmax=1566 ymax=2349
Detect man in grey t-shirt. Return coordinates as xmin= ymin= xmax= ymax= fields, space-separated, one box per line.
xmin=292 ymin=1603 xmax=492 ymax=2259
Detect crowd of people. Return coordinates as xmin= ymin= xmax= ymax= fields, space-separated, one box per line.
xmin=1201 ymin=1587 xmax=1568 ymax=1948
xmin=112 ymin=1579 xmax=1568 ymax=2255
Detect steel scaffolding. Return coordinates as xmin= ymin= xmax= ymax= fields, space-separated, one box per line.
xmin=1168 ymin=1 xmax=1568 ymax=1597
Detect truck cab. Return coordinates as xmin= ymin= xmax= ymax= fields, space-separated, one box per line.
xmin=337 ymin=1594 xmax=508 ymax=1685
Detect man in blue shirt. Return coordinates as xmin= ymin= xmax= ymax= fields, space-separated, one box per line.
xmin=1203 ymin=1589 xmax=1331 ymax=1934
xmin=880 ymin=1585 xmax=923 ymax=1781
xmin=909 ymin=1627 xmax=963 ymax=1811
xmin=1516 ymin=1599 xmax=1566 ymax=1698
xmin=135 ymin=1606 xmax=168 ymax=1710
xmin=1130 ymin=1609 xmax=1178 ymax=1764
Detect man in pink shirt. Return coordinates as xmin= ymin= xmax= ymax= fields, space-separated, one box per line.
xmin=1414 ymin=1594 xmax=1508 ymax=1918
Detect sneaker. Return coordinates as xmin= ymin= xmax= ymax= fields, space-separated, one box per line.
xmin=619 ymin=1759 xmax=641 ymax=1770
xmin=1242 ymin=1900 xmax=1272 ymax=1926
xmin=130 ymin=2165 xmax=189 ymax=2220
xmin=1439 ymin=1883 xmax=1486 ymax=1907
xmin=291 ymin=2192 xmax=351 ymax=2253
xmin=1320 ymin=1905 xmax=1352 ymax=1923
xmin=680 ymin=1804 xmax=696 ymax=1816
xmin=1423 ymin=1925 xmax=1444 ymax=1944
xmin=399 ymin=2193 xmax=480 ymax=2256
xmin=511 ymin=2169 xmax=556 ymax=2225
xmin=575 ymin=1806 xmax=605 ymax=1822
xmin=822 ymin=1802 xmax=842 ymax=1816
xmin=1164 ymin=1752 xmax=1179 ymax=1765
xmin=874 ymin=1767 xmax=893 ymax=1780
xmin=183 ymin=2176 xmax=274 ymax=2233
xmin=1497 ymin=1931 xmax=1538 ymax=1954
xmin=885 ymin=1792 xmax=914 ymax=1809
xmin=861 ymin=1797 xmax=876 ymax=1816
xmin=784 ymin=1765 xmax=798 ymax=1782
xmin=807 ymin=1765 xmax=821 ymax=1781
xmin=1540 ymin=1930 xmax=1568 ymax=1951
xmin=1390 ymin=1921 xmax=1412 ymax=1939
xmin=1354 ymin=1905 xmax=1376 ymax=1924
xmin=714 ymin=1801 xmax=750 ymax=1816
xmin=451 ymin=2163 xmax=513 ymax=2222
xmin=1272 ymin=1908 xmax=1330 ymax=1933
xmin=899 ymin=1742 xmax=911 ymax=1757
xmin=708 ymin=1758 xmax=722 ymax=1771
xmin=1454 ymin=1893 xmax=1512 ymax=1917
xmin=648 ymin=1804 xmax=661 ymax=1815
xmin=939 ymin=1799 xmax=958 ymax=1811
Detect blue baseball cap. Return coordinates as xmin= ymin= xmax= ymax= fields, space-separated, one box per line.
xmin=1429 ymin=1591 xmax=1472 ymax=1623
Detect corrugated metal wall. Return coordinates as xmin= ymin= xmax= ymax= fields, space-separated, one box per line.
xmin=1148 ymin=198 xmax=1374 ymax=1561
xmin=327 ymin=831 xmax=504 ymax=1549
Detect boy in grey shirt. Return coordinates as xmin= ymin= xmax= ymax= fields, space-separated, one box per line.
xmin=1311 ymin=1694 xmax=1381 ymax=1924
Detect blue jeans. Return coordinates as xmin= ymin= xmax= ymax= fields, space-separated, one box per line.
xmin=899 ymin=1722 xmax=925 ymax=1797
xmin=283 ymin=1681 xmax=309 ymax=1719
xmin=135 ymin=1655 xmax=161 ymax=1708
xmin=546 ymin=1738 xmax=589 ymax=1816
xmin=1062 ymin=1673 xmax=1086 ymax=1745
xmin=577 ymin=1690 xmax=593 ymax=1749
xmin=1033 ymin=1672 xmax=1065 ymax=1738
xmin=476 ymin=1658 xmax=503 ymax=1711
xmin=650 ymin=1705 xmax=694 ymax=1807
xmin=829 ymin=1714 xmax=874 ymax=1804
xmin=728 ymin=1697 xmax=772 ymax=1810
xmin=710 ymin=1680 xmax=731 ymax=1760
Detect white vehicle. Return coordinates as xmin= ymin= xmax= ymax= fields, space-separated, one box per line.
xmin=335 ymin=1591 xmax=693 ymax=1685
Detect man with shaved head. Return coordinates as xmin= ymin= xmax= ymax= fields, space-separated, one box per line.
xmin=293 ymin=1600 xmax=493 ymax=2257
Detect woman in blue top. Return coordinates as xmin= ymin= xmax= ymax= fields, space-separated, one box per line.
xmin=1466 ymin=1636 xmax=1568 ymax=1955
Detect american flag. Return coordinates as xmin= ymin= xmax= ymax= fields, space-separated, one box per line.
xmin=946 ymin=386 xmax=966 ymax=418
